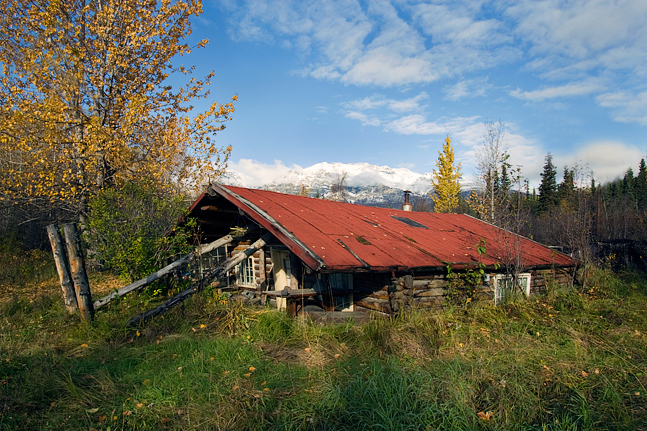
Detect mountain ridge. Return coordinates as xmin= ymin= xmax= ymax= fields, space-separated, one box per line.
xmin=220 ymin=161 xmax=437 ymax=207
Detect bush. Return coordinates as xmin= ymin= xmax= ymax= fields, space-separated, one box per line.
xmin=86 ymin=181 xmax=194 ymax=282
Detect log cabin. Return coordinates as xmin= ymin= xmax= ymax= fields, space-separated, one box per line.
xmin=184 ymin=184 xmax=576 ymax=317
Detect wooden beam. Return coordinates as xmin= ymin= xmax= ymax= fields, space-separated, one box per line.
xmin=46 ymin=224 xmax=78 ymax=313
xmin=200 ymin=205 xmax=219 ymax=211
xmin=94 ymin=234 xmax=234 ymax=309
xmin=128 ymin=233 xmax=273 ymax=326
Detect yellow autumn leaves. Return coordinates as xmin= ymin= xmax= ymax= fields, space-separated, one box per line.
xmin=430 ymin=136 xmax=462 ymax=213
xmin=0 ymin=0 xmax=235 ymax=212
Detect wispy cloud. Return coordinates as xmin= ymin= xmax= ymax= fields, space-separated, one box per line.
xmin=344 ymin=111 xmax=380 ymax=127
xmin=506 ymin=0 xmax=647 ymax=79
xmin=596 ymin=91 xmax=647 ymax=126
xmin=343 ymin=92 xmax=428 ymax=113
xmin=510 ymin=79 xmax=604 ymax=101
xmin=220 ymin=0 xmax=517 ymax=86
xmin=221 ymin=0 xmax=647 ymax=106
xmin=443 ymin=77 xmax=492 ymax=101
xmin=384 ymin=115 xmax=480 ymax=136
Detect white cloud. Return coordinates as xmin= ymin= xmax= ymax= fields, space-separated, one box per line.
xmin=563 ymin=141 xmax=644 ymax=184
xmin=388 ymin=92 xmax=429 ymax=112
xmin=221 ymin=0 xmax=517 ymax=87
xmin=222 ymin=0 xmax=647 ymax=95
xmin=223 ymin=159 xmax=301 ymax=187
xmin=343 ymin=92 xmax=428 ymax=113
xmin=343 ymin=95 xmax=388 ymax=111
xmin=507 ymin=0 xmax=647 ymax=79
xmin=344 ymin=111 xmax=380 ymax=127
xmin=341 ymin=47 xmax=437 ymax=86
xmin=596 ymin=91 xmax=647 ymax=126
xmin=384 ymin=115 xmax=480 ymax=136
xmin=510 ymin=79 xmax=604 ymax=101
xmin=443 ymin=77 xmax=492 ymax=101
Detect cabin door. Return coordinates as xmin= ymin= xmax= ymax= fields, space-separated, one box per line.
xmin=271 ymin=250 xmax=292 ymax=310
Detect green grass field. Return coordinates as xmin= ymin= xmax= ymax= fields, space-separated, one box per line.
xmin=1 ymin=253 xmax=646 ymax=430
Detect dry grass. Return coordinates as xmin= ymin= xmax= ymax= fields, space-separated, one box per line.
xmin=1 ymin=252 xmax=647 ymax=429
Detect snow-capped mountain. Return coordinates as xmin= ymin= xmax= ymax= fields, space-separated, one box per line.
xmin=220 ymin=162 xmax=436 ymax=207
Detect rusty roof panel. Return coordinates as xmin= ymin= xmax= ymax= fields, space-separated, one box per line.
xmin=191 ymin=185 xmax=575 ymax=272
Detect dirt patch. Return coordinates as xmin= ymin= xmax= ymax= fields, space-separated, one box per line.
xmin=256 ymin=341 xmax=348 ymax=369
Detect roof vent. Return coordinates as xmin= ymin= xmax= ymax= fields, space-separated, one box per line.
xmin=402 ymin=190 xmax=412 ymax=211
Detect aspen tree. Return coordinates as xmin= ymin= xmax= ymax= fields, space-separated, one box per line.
xmin=0 ymin=0 xmax=235 ymax=222
xmin=430 ymin=136 xmax=461 ymax=213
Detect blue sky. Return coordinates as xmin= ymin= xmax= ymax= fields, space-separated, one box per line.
xmin=179 ymin=0 xmax=647 ymax=188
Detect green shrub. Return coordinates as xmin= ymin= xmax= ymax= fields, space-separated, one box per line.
xmin=86 ymin=181 xmax=194 ymax=282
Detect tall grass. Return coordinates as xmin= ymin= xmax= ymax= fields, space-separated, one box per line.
xmin=0 ymin=234 xmax=57 ymax=286
xmin=1 ymin=264 xmax=646 ymax=430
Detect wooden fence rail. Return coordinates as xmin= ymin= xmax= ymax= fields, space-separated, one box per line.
xmin=128 ymin=233 xmax=272 ymax=326
xmin=94 ymin=234 xmax=235 ymax=309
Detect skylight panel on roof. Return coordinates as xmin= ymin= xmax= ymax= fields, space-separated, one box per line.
xmin=390 ymin=216 xmax=428 ymax=229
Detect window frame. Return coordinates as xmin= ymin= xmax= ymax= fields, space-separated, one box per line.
xmin=236 ymin=255 xmax=256 ymax=287
xmin=494 ymin=273 xmax=532 ymax=305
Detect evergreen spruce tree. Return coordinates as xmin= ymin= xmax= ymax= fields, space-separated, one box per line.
xmin=538 ymin=153 xmax=558 ymax=213
xmin=623 ymin=168 xmax=635 ymax=207
xmin=558 ymin=166 xmax=575 ymax=206
xmin=430 ymin=136 xmax=462 ymax=213
xmin=636 ymin=158 xmax=647 ymax=210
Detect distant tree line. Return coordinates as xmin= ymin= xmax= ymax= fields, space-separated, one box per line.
xmin=429 ymin=121 xmax=647 ymax=275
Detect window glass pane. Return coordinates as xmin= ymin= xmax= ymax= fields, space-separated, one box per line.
xmin=236 ymin=255 xmax=255 ymax=287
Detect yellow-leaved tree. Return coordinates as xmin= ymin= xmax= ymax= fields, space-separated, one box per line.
xmin=430 ymin=136 xmax=462 ymax=213
xmin=0 ymin=0 xmax=235 ymax=223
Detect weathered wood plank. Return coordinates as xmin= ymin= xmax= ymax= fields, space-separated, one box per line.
xmin=94 ymin=234 xmax=234 ymax=309
xmin=368 ymin=291 xmax=390 ymax=301
xmin=356 ymin=298 xmax=392 ymax=314
xmin=128 ymin=233 xmax=272 ymax=326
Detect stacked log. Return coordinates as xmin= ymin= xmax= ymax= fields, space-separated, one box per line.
xmin=388 ymin=274 xmax=448 ymax=312
xmin=530 ymin=268 xmax=574 ymax=293
xmin=353 ymin=273 xmax=392 ymax=313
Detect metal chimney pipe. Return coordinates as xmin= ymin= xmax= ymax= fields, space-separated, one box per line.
xmin=402 ymin=190 xmax=412 ymax=211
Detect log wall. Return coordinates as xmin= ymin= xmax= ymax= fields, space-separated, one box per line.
xmin=353 ymin=266 xmax=575 ymax=315
xmin=199 ymin=235 xmax=576 ymax=315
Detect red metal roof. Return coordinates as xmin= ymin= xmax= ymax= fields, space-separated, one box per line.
xmin=201 ymin=184 xmax=575 ymax=272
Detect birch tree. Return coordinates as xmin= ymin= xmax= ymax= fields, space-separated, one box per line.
xmin=0 ymin=0 xmax=235 ymax=223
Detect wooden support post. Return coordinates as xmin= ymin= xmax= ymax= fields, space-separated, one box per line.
xmin=129 ymin=233 xmax=273 ymax=326
xmin=62 ymin=223 xmax=94 ymax=322
xmin=46 ymin=224 xmax=78 ymax=313
xmin=94 ymin=234 xmax=234 ymax=309
xmin=258 ymin=247 xmax=266 ymax=291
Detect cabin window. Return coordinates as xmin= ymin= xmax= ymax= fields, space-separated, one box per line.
xmin=236 ymin=255 xmax=255 ymax=287
xmin=494 ymin=273 xmax=531 ymax=305
xmin=329 ymin=273 xmax=354 ymax=312
xmin=200 ymin=245 xmax=228 ymax=276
